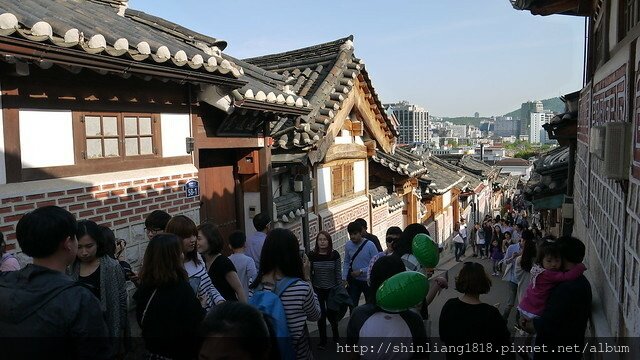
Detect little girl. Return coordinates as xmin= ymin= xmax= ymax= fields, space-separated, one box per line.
xmin=517 ymin=241 xmax=586 ymax=319
xmin=489 ymin=239 xmax=504 ymax=276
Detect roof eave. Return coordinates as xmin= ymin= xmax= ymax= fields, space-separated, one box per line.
xmin=0 ymin=36 xmax=246 ymax=88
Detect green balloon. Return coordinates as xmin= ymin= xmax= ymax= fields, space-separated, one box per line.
xmin=376 ymin=271 xmax=429 ymax=312
xmin=412 ymin=233 xmax=439 ymax=268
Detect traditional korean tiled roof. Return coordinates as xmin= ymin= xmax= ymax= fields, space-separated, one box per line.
xmin=495 ymin=158 xmax=531 ymax=166
xmin=436 ymin=154 xmax=498 ymax=178
xmin=370 ymin=186 xmax=392 ymax=207
xmin=273 ymin=192 xmax=305 ymax=223
xmin=244 ymin=36 xmax=396 ymax=152
xmin=523 ymin=146 xmax=569 ymax=200
xmin=421 ymin=157 xmax=465 ymax=194
xmin=0 ymin=0 xmax=243 ymax=79
xmin=388 ymin=194 xmax=405 ymax=212
xmin=371 ymin=148 xmax=428 ymax=178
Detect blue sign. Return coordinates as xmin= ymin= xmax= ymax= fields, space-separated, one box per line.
xmin=185 ymin=179 xmax=199 ymax=198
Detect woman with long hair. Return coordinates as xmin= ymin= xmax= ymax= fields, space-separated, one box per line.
xmin=251 ymin=228 xmax=320 ymax=359
xmin=68 ymin=220 xmax=128 ymax=356
xmin=197 ymin=223 xmax=246 ymax=303
xmin=515 ymin=230 xmax=537 ymax=305
xmin=166 ymin=215 xmax=225 ymax=310
xmin=308 ymin=230 xmax=341 ymax=349
xmin=134 ymin=234 xmax=205 ymax=360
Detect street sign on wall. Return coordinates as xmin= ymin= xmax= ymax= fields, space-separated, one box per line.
xmin=185 ymin=179 xmax=199 ymax=198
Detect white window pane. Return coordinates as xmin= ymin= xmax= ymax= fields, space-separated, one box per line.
xmin=103 ymin=116 xmax=118 ymax=136
xmin=85 ymin=116 xmax=101 ymax=136
xmin=86 ymin=139 xmax=102 ymax=159
xmin=124 ymin=117 xmax=138 ymax=136
xmin=139 ymin=117 xmax=152 ymax=135
xmin=140 ymin=137 xmax=153 ymax=155
xmin=125 ymin=138 xmax=139 ymax=156
xmin=104 ymin=138 xmax=119 ymax=157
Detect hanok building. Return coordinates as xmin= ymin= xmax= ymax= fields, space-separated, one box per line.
xmin=419 ymin=155 xmax=465 ymax=245
xmin=0 ymin=0 xmax=309 ymax=266
xmin=436 ymin=154 xmax=500 ymax=223
xmin=244 ymin=36 xmax=397 ymax=252
xmin=369 ymin=146 xmax=429 ymax=240
xmin=523 ymin=146 xmax=570 ymax=236
xmin=514 ymin=0 xmax=640 ymax=340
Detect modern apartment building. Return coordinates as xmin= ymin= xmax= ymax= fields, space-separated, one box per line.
xmin=386 ymin=101 xmax=430 ymax=144
xmin=529 ymin=112 xmax=554 ymax=143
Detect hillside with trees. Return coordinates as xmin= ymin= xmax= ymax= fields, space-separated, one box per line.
xmin=503 ymin=97 xmax=565 ymax=119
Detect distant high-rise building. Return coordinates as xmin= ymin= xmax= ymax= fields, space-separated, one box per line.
xmin=519 ymin=101 xmax=538 ymax=136
xmin=474 ymin=112 xmax=480 ymax=118
xmin=529 ymin=112 xmax=554 ymax=143
xmin=494 ymin=116 xmax=518 ymax=137
xmin=385 ymin=101 xmax=430 ymax=145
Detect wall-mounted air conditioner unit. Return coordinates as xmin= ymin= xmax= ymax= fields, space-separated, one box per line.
xmin=589 ymin=126 xmax=606 ymax=159
xmin=603 ymin=122 xmax=632 ymax=180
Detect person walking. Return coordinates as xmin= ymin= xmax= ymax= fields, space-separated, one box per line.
xmin=0 ymin=206 xmax=111 ymax=360
xmin=439 ymin=262 xmax=512 ymax=360
xmin=197 ymin=223 xmax=247 ymax=302
xmin=245 ymin=213 xmax=271 ymax=272
xmin=166 ymin=215 xmax=225 ymax=311
xmin=227 ymin=230 xmax=257 ymax=299
xmin=0 ymin=231 xmax=20 ymax=271
xmin=500 ymin=231 xmax=521 ymax=320
xmin=69 ymin=220 xmax=129 ymax=357
xmin=251 ymin=228 xmax=320 ymax=359
xmin=354 ymin=218 xmax=383 ymax=252
xmin=473 ymin=223 xmax=486 ymax=259
xmin=343 ymin=222 xmax=378 ymax=309
xmin=134 ymin=233 xmax=205 ymax=360
xmin=520 ymin=237 xmax=592 ymax=360
xmin=308 ymin=231 xmax=342 ymax=349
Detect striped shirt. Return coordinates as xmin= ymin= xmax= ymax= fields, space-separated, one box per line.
xmin=261 ymin=279 xmax=320 ymax=359
xmin=184 ymin=255 xmax=225 ymax=311
xmin=308 ymin=251 xmax=341 ymax=290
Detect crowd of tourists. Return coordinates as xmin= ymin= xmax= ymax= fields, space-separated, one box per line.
xmin=0 ymin=204 xmax=592 ymax=360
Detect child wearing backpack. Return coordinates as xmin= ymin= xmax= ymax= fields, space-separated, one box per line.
xmin=249 ymin=228 xmax=320 ymax=360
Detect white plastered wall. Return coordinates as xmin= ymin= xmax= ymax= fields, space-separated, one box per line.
xmin=19 ymin=110 xmax=75 ymax=169
xmin=161 ymin=113 xmax=191 ymax=157
xmin=317 ymin=166 xmax=332 ymax=204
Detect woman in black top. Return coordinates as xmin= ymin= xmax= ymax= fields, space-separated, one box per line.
xmin=308 ymin=230 xmax=341 ymax=348
xmin=135 ymin=233 xmax=205 ymax=360
xmin=197 ymin=223 xmax=247 ymax=302
xmin=69 ymin=220 xmax=128 ymax=357
xmin=439 ymin=262 xmax=512 ymax=359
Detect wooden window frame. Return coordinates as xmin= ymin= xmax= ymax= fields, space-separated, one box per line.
xmin=5 ymin=109 xmax=192 ymax=183
xmin=77 ymin=112 xmax=161 ymax=163
xmin=331 ymin=162 xmax=355 ymax=200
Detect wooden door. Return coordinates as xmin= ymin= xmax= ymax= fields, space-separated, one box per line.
xmin=199 ymin=164 xmax=238 ymax=245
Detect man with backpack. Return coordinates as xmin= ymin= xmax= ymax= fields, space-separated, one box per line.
xmin=0 ymin=206 xmax=111 ymax=359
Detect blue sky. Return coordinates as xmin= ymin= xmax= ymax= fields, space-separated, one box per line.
xmin=132 ymin=0 xmax=585 ymax=117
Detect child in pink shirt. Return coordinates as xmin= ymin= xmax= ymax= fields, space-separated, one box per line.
xmin=518 ymin=241 xmax=586 ymax=319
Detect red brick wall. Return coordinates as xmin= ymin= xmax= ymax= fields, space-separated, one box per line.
xmin=1 ymin=172 xmax=200 ymax=253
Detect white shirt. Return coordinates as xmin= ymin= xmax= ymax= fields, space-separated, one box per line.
xmin=245 ymin=231 xmax=267 ymax=271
